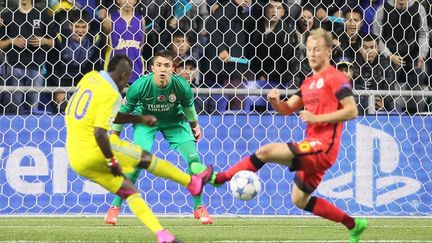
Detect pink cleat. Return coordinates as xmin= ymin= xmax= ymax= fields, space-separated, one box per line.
xmin=156 ymin=229 xmax=183 ymax=243
xmin=187 ymin=165 xmax=213 ymax=196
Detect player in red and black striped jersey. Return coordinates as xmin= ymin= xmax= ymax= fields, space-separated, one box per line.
xmin=213 ymin=28 xmax=367 ymax=243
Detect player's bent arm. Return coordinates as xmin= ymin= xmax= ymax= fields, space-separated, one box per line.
xmin=114 ymin=112 xmax=157 ymax=127
xmin=0 ymin=39 xmax=12 ymax=50
xmin=315 ymin=96 xmax=358 ymax=123
xmin=184 ymin=105 xmax=198 ymax=124
xmin=94 ymin=127 xmax=123 ymax=176
xmin=94 ymin=127 xmax=115 ymax=159
xmin=271 ymin=95 xmax=303 ymax=116
xmin=183 ymin=104 xmax=202 ymax=140
xmin=114 ymin=112 xmax=145 ymax=124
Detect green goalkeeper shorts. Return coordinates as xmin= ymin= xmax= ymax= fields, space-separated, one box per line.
xmin=133 ymin=120 xmax=195 ymax=150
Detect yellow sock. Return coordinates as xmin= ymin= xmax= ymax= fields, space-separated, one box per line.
xmin=147 ymin=155 xmax=191 ymax=187
xmin=126 ymin=193 xmax=163 ymax=233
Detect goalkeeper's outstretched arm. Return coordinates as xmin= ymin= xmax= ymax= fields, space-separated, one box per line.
xmin=268 ymin=89 xmax=303 ymax=116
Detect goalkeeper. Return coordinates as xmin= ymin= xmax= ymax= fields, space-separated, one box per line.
xmin=105 ymin=50 xmax=214 ymax=225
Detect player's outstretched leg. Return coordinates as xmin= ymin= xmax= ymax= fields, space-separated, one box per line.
xmin=116 ymin=179 xmax=183 ymax=243
xmin=293 ymin=185 xmax=367 ymax=242
xmin=349 ymin=218 xmax=368 ymax=243
xmin=156 ymin=229 xmax=184 ymax=243
xmin=186 ymin=164 xmax=213 ymax=196
xmin=139 ymin=151 xmax=213 ymax=196
xmin=104 ymin=205 xmax=120 ymax=225
xmin=212 ymin=153 xmax=265 ymax=185
xmin=189 ymin=162 xmax=213 ymax=225
xmin=177 ymin=141 xmax=214 ymax=225
xmin=193 ymin=205 xmax=212 ymax=225
xmin=105 ymin=168 xmax=143 ymax=225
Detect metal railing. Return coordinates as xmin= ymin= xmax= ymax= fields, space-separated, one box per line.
xmin=1 ymin=86 xmax=431 ymax=115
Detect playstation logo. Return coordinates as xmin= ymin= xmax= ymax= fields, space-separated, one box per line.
xmin=317 ymin=124 xmax=421 ymax=208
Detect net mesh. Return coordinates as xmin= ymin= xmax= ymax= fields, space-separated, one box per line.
xmin=0 ymin=0 xmax=431 ymax=216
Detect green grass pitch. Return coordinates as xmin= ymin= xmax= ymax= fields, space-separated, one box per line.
xmin=0 ymin=216 xmax=431 ymax=242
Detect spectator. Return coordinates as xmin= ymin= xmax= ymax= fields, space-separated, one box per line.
xmin=330 ymin=32 xmax=344 ymax=64
xmin=176 ymin=59 xmax=198 ymax=85
xmin=314 ymin=4 xmax=327 ymax=23
xmin=339 ymin=8 xmax=364 ymax=60
xmin=335 ymin=57 xmax=353 ymax=81
xmin=0 ymin=0 xmax=55 ymax=114
xmin=99 ymin=0 xmax=204 ymax=63
xmin=374 ymin=0 xmax=430 ymax=113
xmin=420 ymin=0 xmax=432 ymax=110
xmin=110 ymin=0 xmax=179 ymax=60
xmin=360 ymin=0 xmax=385 ymax=34
xmin=292 ymin=4 xmax=316 ymax=85
xmin=1 ymin=0 xmax=17 ymax=10
xmin=2 ymin=0 xmax=46 ymax=10
xmin=335 ymin=57 xmax=389 ymax=114
xmin=49 ymin=0 xmax=101 ymax=36
xmin=324 ymin=5 xmax=345 ymax=36
xmin=169 ymin=31 xmax=192 ymax=69
xmin=167 ymin=0 xmax=205 ymax=59
xmin=302 ymin=0 xmax=355 ymax=11
xmin=102 ymin=0 xmax=145 ymax=84
xmin=175 ymin=59 xmax=212 ymax=114
xmin=352 ymin=35 xmax=395 ymax=114
xmin=50 ymin=10 xmax=102 ymax=114
xmin=204 ymin=0 xmax=253 ymax=110
xmin=49 ymin=0 xmax=74 ymax=31
xmin=249 ymin=0 xmax=296 ymax=88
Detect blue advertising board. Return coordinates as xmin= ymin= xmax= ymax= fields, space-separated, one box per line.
xmin=0 ymin=115 xmax=431 ymax=215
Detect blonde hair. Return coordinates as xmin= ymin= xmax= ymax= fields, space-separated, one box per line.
xmin=307 ymin=28 xmax=333 ymax=49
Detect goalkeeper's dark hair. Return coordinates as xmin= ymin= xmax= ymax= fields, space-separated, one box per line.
xmin=107 ymin=54 xmax=132 ymax=72
xmin=153 ymin=50 xmax=174 ymax=63
xmin=69 ymin=9 xmax=91 ymax=24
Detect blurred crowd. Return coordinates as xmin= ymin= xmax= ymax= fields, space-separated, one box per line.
xmin=0 ymin=0 xmax=431 ymax=115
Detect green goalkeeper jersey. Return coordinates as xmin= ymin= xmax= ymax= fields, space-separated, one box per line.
xmin=112 ymin=73 xmax=194 ymax=130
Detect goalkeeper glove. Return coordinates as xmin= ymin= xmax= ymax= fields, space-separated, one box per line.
xmin=191 ymin=125 xmax=202 ymax=141
xmin=106 ymin=157 xmax=122 ymax=177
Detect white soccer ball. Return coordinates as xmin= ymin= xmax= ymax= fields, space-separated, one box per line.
xmin=229 ymin=170 xmax=261 ymax=201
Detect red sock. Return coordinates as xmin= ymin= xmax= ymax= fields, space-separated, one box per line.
xmin=215 ymin=154 xmax=264 ymax=184
xmin=305 ymin=197 xmax=355 ymax=229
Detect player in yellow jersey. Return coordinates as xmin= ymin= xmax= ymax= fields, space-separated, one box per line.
xmin=65 ymin=54 xmax=213 ymax=243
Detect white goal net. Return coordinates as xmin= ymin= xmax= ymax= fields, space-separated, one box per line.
xmin=0 ymin=0 xmax=431 ymax=216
